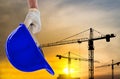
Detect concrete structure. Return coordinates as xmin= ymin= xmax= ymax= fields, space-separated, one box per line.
xmin=57 ymin=74 xmax=80 ymax=79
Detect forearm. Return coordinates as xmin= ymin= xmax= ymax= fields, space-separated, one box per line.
xmin=28 ymin=0 xmax=38 ymax=9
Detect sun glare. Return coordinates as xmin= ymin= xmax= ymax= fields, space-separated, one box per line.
xmin=63 ymin=67 xmax=74 ymax=74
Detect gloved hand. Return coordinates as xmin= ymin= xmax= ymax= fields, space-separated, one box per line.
xmin=24 ymin=8 xmax=41 ymax=34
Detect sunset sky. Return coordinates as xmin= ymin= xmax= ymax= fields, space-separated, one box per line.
xmin=0 ymin=0 xmax=120 ymax=79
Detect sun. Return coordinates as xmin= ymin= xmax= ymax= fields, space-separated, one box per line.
xmin=63 ymin=67 xmax=74 ymax=74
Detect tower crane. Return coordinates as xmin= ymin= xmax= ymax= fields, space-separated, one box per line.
xmin=40 ymin=28 xmax=115 ymax=79
xmin=56 ymin=51 xmax=100 ymax=77
xmin=96 ymin=60 xmax=120 ymax=79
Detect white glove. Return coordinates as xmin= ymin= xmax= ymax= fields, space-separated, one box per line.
xmin=24 ymin=8 xmax=41 ymax=34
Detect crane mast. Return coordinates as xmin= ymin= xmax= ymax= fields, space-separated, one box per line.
xmin=68 ymin=52 xmax=71 ymax=77
xmin=112 ymin=60 xmax=114 ymax=79
xmin=88 ymin=28 xmax=94 ymax=79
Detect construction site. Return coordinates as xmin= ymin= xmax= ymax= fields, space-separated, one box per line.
xmin=40 ymin=28 xmax=117 ymax=79
xmin=0 ymin=0 xmax=120 ymax=79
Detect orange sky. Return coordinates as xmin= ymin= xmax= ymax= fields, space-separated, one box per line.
xmin=0 ymin=0 xmax=120 ymax=79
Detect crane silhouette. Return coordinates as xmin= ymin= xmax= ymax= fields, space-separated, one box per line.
xmin=41 ymin=28 xmax=115 ymax=79
xmin=56 ymin=51 xmax=100 ymax=77
xmin=96 ymin=60 xmax=120 ymax=79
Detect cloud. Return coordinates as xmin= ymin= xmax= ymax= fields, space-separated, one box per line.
xmin=56 ymin=0 xmax=120 ymax=10
xmin=0 ymin=0 xmax=27 ymax=61
xmin=38 ymin=0 xmax=120 ymax=30
xmin=40 ymin=0 xmax=120 ymax=29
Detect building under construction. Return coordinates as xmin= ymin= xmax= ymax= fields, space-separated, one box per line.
xmin=57 ymin=74 xmax=80 ymax=79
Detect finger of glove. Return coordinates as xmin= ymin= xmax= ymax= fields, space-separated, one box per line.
xmin=32 ymin=22 xmax=41 ymax=34
xmin=24 ymin=18 xmax=32 ymax=28
xmin=32 ymin=15 xmax=41 ymax=33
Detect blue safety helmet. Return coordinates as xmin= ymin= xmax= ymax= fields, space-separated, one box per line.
xmin=5 ymin=23 xmax=54 ymax=75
